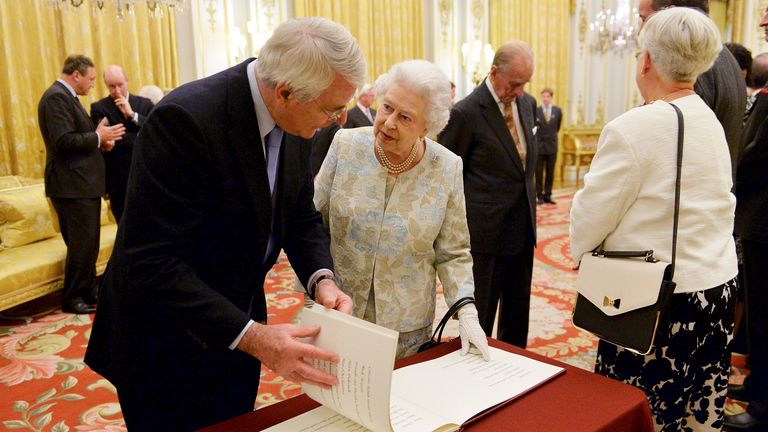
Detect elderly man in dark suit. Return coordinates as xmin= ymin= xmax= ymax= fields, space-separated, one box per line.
xmin=90 ymin=65 xmax=154 ymax=222
xmin=85 ymin=17 xmax=364 ymax=431
xmin=37 ymin=54 xmax=125 ymax=315
xmin=439 ymin=41 xmax=538 ymax=348
xmin=535 ymin=87 xmax=562 ymax=205
xmin=343 ymin=83 xmax=376 ymax=128
xmin=639 ymin=0 xmax=745 ymax=179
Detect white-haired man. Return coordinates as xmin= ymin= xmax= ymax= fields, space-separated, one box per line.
xmin=344 ymin=83 xmax=376 ymax=128
xmin=85 ymin=17 xmax=365 ymax=430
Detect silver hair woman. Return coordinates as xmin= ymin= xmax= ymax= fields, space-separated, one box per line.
xmin=312 ymin=60 xmax=490 ymax=360
xmin=570 ymin=8 xmax=737 ymax=431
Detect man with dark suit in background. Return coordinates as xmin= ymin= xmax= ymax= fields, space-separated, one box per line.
xmin=85 ymin=17 xmax=363 ymax=430
xmin=535 ymin=87 xmax=562 ymax=205
xmin=639 ymin=0 xmax=746 ymax=179
xmin=91 ymin=65 xmax=154 ymax=222
xmin=343 ymin=83 xmax=376 ymax=128
xmin=439 ymin=41 xmax=538 ymax=348
xmin=37 ymin=54 xmax=125 ymax=315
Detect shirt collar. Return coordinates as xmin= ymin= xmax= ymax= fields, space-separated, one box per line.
xmin=56 ymin=79 xmax=77 ymax=98
xmin=356 ymin=101 xmax=369 ymax=112
xmin=485 ymin=77 xmax=505 ymax=107
xmin=247 ymin=60 xmax=277 ymax=143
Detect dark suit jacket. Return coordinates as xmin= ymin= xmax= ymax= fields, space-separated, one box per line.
xmin=735 ymin=90 xmax=768 ymax=243
xmin=695 ymin=46 xmax=746 ymax=179
xmin=343 ymin=105 xmax=375 ymax=128
xmin=535 ymin=105 xmax=562 ymax=155
xmin=85 ymin=59 xmax=334 ymax=395
xmin=90 ymin=94 xmax=154 ymax=198
xmin=310 ymin=123 xmax=341 ymax=177
xmin=439 ymin=80 xmax=537 ymax=255
xmin=38 ymin=81 xmax=104 ymax=198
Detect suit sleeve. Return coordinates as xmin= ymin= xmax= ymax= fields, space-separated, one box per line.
xmin=135 ymin=98 xmax=154 ymax=126
xmin=90 ymin=102 xmax=106 ymax=129
xmin=281 ymin=140 xmax=335 ymax=287
xmin=43 ymin=93 xmax=98 ymax=153
xmin=121 ymin=103 xmax=250 ymax=348
xmin=439 ymin=106 xmax=473 ymax=159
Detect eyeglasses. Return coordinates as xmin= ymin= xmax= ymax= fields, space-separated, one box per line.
xmin=313 ymin=100 xmax=347 ymax=123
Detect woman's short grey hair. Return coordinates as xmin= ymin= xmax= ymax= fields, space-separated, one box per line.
xmin=257 ymin=17 xmax=367 ymax=103
xmin=374 ymin=60 xmax=452 ymax=136
xmin=639 ymin=7 xmax=722 ymax=83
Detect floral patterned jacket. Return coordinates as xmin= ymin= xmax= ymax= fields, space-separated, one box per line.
xmin=314 ymin=127 xmax=475 ymax=333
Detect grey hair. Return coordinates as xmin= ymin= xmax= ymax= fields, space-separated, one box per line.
xmin=357 ymin=83 xmax=374 ymax=98
xmin=639 ymin=7 xmax=721 ymax=83
xmin=492 ymin=40 xmax=534 ymax=73
xmin=374 ymin=60 xmax=452 ymax=136
xmin=257 ymin=17 xmax=366 ymax=103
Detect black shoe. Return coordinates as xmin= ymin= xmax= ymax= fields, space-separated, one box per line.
xmin=82 ymin=294 xmax=99 ymax=305
xmin=62 ymin=302 xmax=96 ymax=314
xmin=536 ymin=197 xmax=544 ymax=205
xmin=543 ymin=196 xmax=557 ymax=204
xmin=724 ymin=411 xmax=768 ymax=431
xmin=729 ymin=383 xmax=753 ymax=402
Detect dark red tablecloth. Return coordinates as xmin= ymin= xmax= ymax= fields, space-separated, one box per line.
xmin=202 ymin=338 xmax=654 ymax=432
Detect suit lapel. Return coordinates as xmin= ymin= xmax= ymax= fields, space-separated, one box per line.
xmin=477 ymin=84 xmax=525 ymax=173
xmin=226 ymin=60 xmax=272 ymax=252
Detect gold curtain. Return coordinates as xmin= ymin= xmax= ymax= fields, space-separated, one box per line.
xmin=0 ymin=2 xmax=179 ymax=178
xmin=489 ymin=0 xmax=570 ymax=109
xmin=293 ymin=0 xmax=424 ymax=88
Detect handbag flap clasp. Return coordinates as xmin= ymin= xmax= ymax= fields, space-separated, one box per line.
xmin=576 ymin=253 xmax=671 ymax=316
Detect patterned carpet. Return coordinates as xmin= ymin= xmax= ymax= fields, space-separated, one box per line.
xmin=0 ymin=190 xmax=746 ymax=430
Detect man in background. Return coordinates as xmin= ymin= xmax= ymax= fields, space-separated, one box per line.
xmin=343 ymin=83 xmax=375 ymax=128
xmin=535 ymin=87 xmax=562 ymax=205
xmin=91 ymin=65 xmax=154 ymax=222
xmin=85 ymin=17 xmax=363 ymax=430
xmin=639 ymin=0 xmax=746 ymax=179
xmin=37 ymin=54 xmax=125 ymax=315
xmin=439 ymin=41 xmax=538 ymax=348
xmin=724 ymin=7 xmax=768 ymax=431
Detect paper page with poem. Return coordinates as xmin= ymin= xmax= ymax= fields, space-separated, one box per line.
xmin=390 ymin=347 xmax=564 ymax=426
xmin=297 ymin=305 xmax=398 ymax=432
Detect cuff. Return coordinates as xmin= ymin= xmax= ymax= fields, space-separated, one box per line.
xmin=229 ymin=319 xmax=255 ymax=350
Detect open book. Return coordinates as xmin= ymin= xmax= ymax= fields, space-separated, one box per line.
xmin=264 ymin=304 xmax=564 ymax=432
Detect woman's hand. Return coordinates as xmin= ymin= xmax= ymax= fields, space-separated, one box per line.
xmin=457 ymin=303 xmax=491 ymax=361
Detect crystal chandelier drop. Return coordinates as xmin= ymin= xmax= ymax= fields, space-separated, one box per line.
xmin=47 ymin=0 xmax=187 ymax=20
xmin=589 ymin=2 xmax=640 ymax=53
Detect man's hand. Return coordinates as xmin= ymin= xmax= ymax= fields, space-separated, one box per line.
xmin=96 ymin=118 xmax=125 ymax=142
xmin=101 ymin=140 xmax=116 ymax=152
xmin=316 ymin=280 xmax=353 ymax=314
xmin=114 ymin=96 xmax=134 ymax=119
xmin=237 ymin=323 xmax=339 ymax=387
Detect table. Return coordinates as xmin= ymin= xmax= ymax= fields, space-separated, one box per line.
xmin=203 ymin=338 xmax=654 ymax=432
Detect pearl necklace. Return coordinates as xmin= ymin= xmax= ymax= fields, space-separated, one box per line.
xmin=376 ymin=138 xmax=421 ymax=174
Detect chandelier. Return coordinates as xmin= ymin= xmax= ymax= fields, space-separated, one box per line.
xmin=588 ymin=3 xmax=640 ymax=53
xmin=47 ymin=0 xmax=187 ymax=19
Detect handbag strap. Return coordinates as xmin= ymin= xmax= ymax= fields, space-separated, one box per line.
xmin=669 ymin=103 xmax=684 ymax=280
xmin=429 ymin=296 xmax=476 ymax=344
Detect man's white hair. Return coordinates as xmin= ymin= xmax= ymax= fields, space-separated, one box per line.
xmin=374 ymin=60 xmax=452 ymax=136
xmin=257 ymin=17 xmax=366 ymax=102
xmin=639 ymin=7 xmax=722 ymax=83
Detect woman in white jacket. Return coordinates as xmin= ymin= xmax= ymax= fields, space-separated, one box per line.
xmin=570 ymin=8 xmax=737 ymax=432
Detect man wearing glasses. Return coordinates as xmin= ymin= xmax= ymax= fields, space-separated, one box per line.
xmin=86 ymin=17 xmax=365 ymax=430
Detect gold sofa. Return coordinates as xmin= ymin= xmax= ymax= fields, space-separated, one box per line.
xmin=0 ymin=176 xmax=117 ymax=311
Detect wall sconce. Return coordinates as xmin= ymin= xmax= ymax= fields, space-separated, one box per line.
xmin=462 ymin=40 xmax=494 ymax=85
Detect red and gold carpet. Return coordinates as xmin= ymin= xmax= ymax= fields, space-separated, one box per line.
xmin=0 ymin=190 xmax=745 ymax=430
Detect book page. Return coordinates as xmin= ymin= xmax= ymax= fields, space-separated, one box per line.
xmin=299 ymin=304 xmax=399 ymax=432
xmin=391 ymin=347 xmax=564 ymax=426
xmin=262 ymin=406 xmax=373 ymax=432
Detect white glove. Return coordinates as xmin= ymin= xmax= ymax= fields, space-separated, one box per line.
xmin=457 ymin=303 xmax=490 ymax=361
